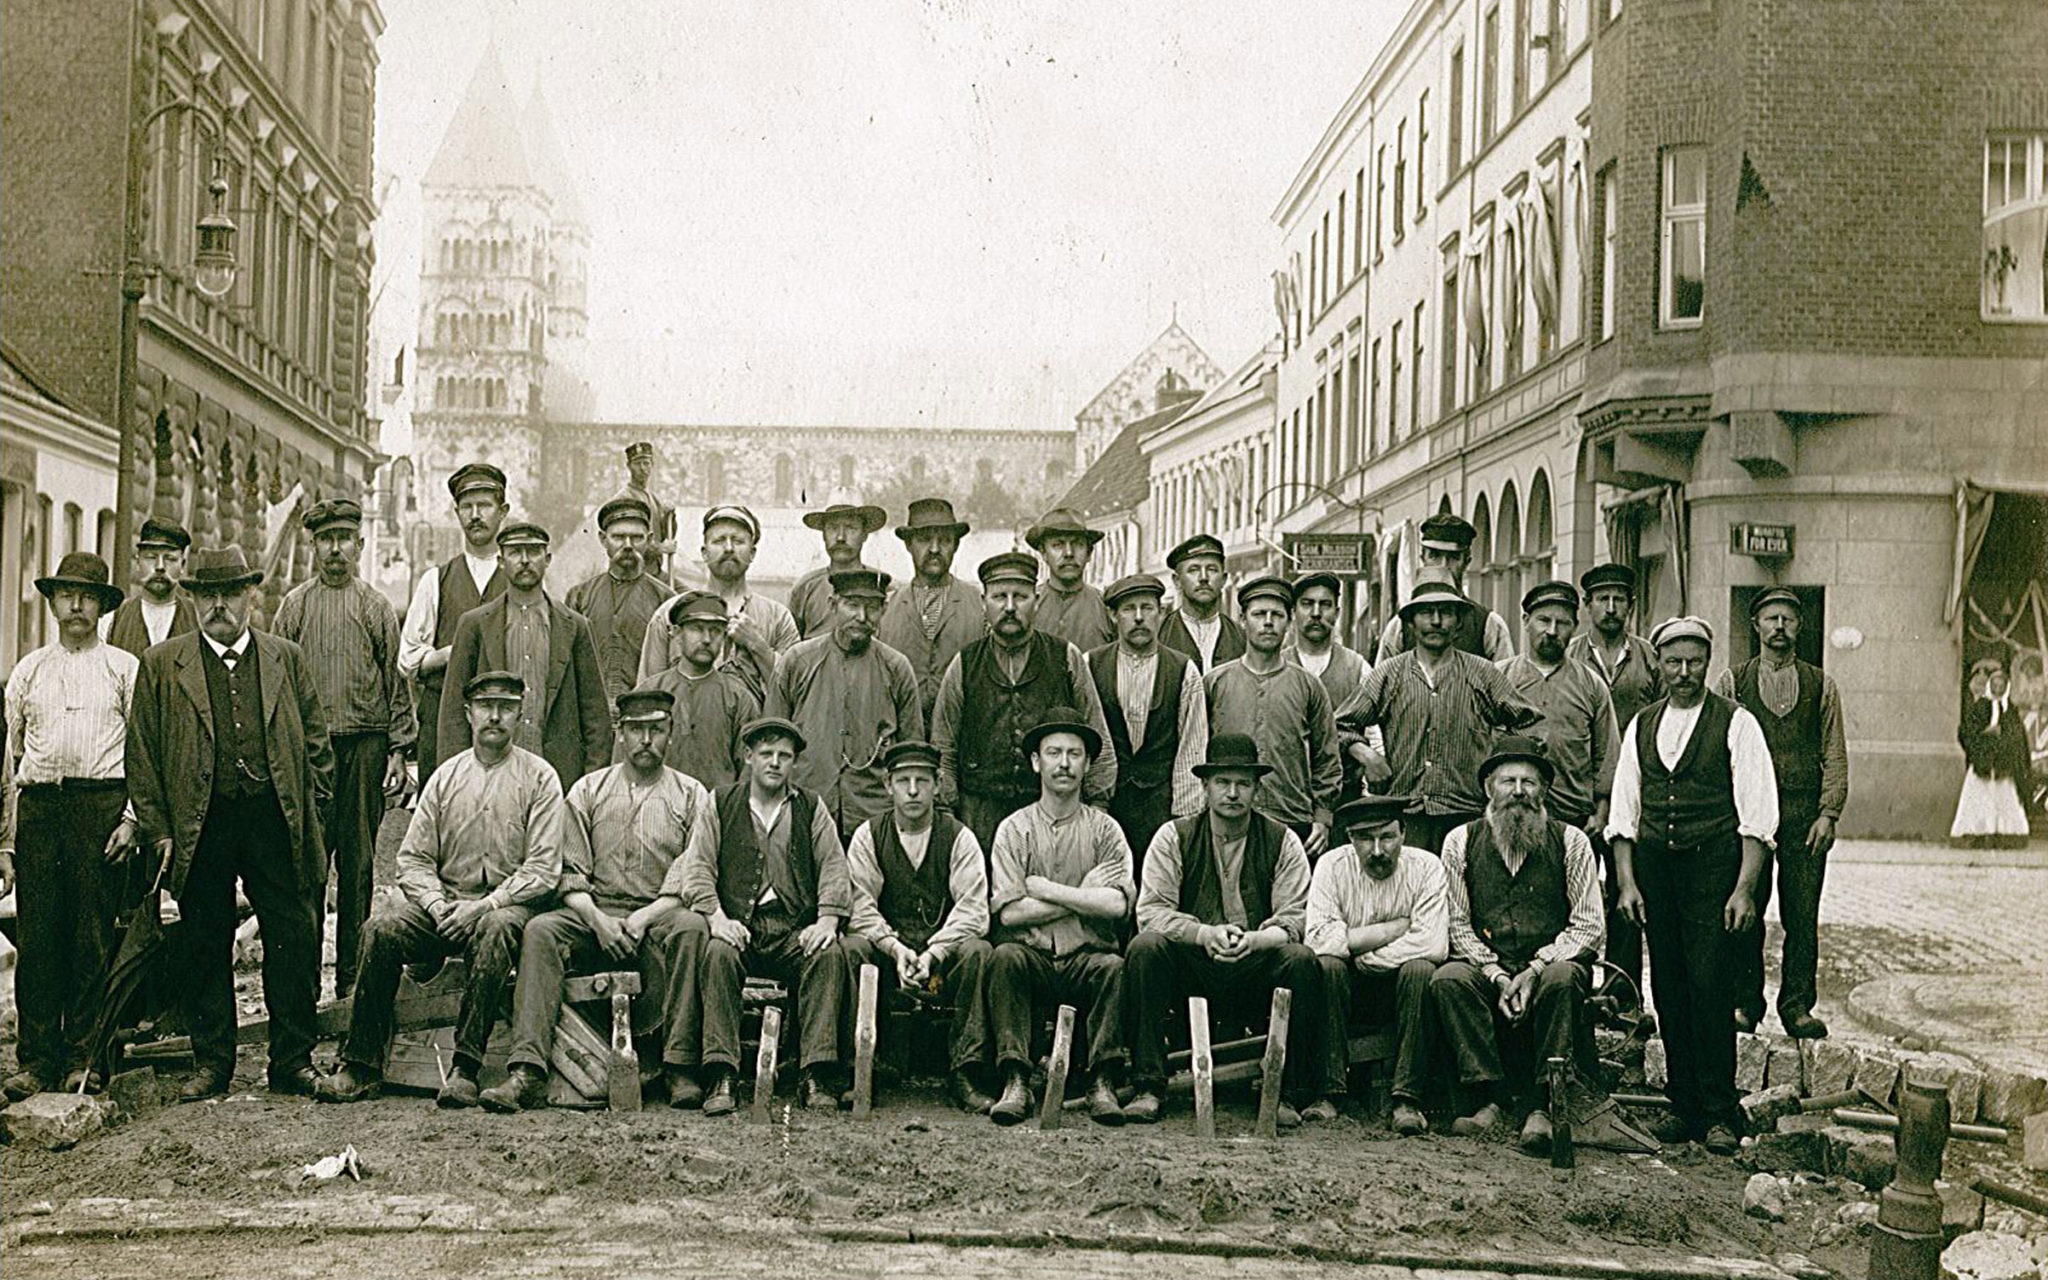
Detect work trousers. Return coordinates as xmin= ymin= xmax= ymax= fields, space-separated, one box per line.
xmin=696 ymin=922 xmax=849 ymax=1073
xmin=1318 ymin=955 xmax=1436 ymax=1101
xmin=180 ymin=791 xmax=322 ymax=1080
xmin=1124 ymin=931 xmax=1321 ymax=1100
xmin=506 ymin=907 xmax=708 ymax=1071
xmin=1430 ymin=957 xmax=1590 ymax=1102
xmin=1636 ymin=836 xmax=1742 ymax=1130
xmin=11 ymin=783 xmax=125 ymax=1080
xmin=1593 ymin=828 xmax=1646 ymax=1006
xmin=416 ymin=676 xmax=447 ymax=787
xmin=323 ymin=732 xmax=389 ymax=999
xmin=341 ymin=897 xmax=532 ymax=1071
xmin=1737 ymin=800 xmax=1826 ymax=1024
xmin=958 ymin=791 xmax=1028 ymax=866
xmin=987 ymin=943 xmax=1127 ymax=1077
xmin=841 ymin=935 xmax=994 ymax=1075
xmin=1403 ymin=811 xmax=1481 ymax=856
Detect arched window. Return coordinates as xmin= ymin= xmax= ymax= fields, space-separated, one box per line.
xmin=1496 ymin=480 xmax=1522 ymax=640
xmin=1525 ymin=469 xmax=1554 ymax=583
xmin=1469 ymin=492 xmax=1495 ymax=621
xmin=774 ymin=455 xmax=794 ymax=505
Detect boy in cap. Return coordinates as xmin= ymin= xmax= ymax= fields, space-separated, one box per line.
xmin=1025 ymin=507 xmax=1115 ymax=653
xmin=400 ymin=461 xmax=508 ymax=782
xmin=567 ymin=496 xmax=675 ymax=703
xmin=1089 ymin=573 xmax=1208 ymax=872
xmin=1157 ymin=534 xmax=1244 ymax=671
xmin=877 ymin=498 xmax=983 ymax=724
xmin=645 ymin=591 xmax=761 ymax=790
xmin=1373 ymin=513 xmax=1512 ymax=663
xmin=103 ymin=517 xmax=196 ymax=657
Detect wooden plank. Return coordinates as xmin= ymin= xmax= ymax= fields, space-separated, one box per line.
xmin=851 ymin=964 xmax=879 ymax=1120
xmin=607 ymin=990 xmax=640 ymax=1111
xmin=1189 ymin=996 xmax=1215 ymax=1142
xmin=1038 ymin=1004 xmax=1076 ymax=1131
xmin=1255 ymin=987 xmax=1291 ymax=1140
xmin=750 ymin=1004 xmax=783 ymax=1123
xmin=548 ymin=1005 xmax=610 ymax=1101
xmin=1166 ymin=1034 xmax=1264 ymax=1073
xmin=565 ymin=971 xmax=642 ymax=1002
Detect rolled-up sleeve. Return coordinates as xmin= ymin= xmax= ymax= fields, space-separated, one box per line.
xmin=1604 ymin=718 xmax=1642 ymax=843
xmin=1134 ymin=822 xmax=1198 ymax=941
xmin=664 ymin=795 xmax=724 ymax=909
xmin=1729 ymin=707 xmax=1782 ymax=844
xmin=1359 ymin=856 xmax=1448 ymax=971
xmin=986 ymin=812 xmax=1028 ymax=918
xmin=845 ymin=822 xmax=893 ymax=946
xmin=1304 ymin=855 xmax=1350 ymax=958
xmin=810 ymin=802 xmax=851 ymax=919
xmin=925 ymin=825 xmax=991 ymax=961
xmin=398 ymin=571 xmax=438 ymax=679
xmin=1263 ymin=828 xmax=1311 ymax=943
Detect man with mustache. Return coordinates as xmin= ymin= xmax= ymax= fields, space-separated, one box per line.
xmin=644 ymin=592 xmax=760 ymax=790
xmin=102 ymin=517 xmax=196 ymax=657
xmin=1088 ymin=573 xmax=1207 ymax=875
xmin=482 ymin=687 xmax=714 ymax=1112
xmin=2 ymin=553 xmax=139 ymax=1099
xmin=641 ymin=505 xmax=799 ymax=702
xmin=1432 ymin=737 xmax=1605 ymax=1155
xmin=1025 ymin=507 xmax=1116 ymax=653
xmin=933 ymin=552 xmax=1118 ymax=853
xmin=1496 ymin=581 xmax=1619 ymax=840
xmin=768 ymin=569 xmax=923 ymax=839
xmin=566 ymin=497 xmax=674 ymax=706
xmin=400 ymin=462 xmax=508 ymax=783
xmin=789 ymin=491 xmax=889 ymax=640
xmin=1608 ymin=617 xmax=1778 ymax=1154
xmin=317 ymin=672 xmax=565 ymax=1107
xmin=1284 ymin=571 xmax=1384 ymax=799
xmin=877 ymin=498 xmax=985 ymax=726
xmin=1156 ymin=534 xmax=1244 ymax=672
xmin=611 ymin=441 xmax=678 ymax=579
xmin=271 ymin=499 xmax=417 ymax=1000
xmin=1372 ymin=514 xmax=1512 ymax=663
xmin=129 ymin=547 xmax=333 ymax=1100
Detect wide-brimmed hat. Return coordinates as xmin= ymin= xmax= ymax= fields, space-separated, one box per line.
xmin=896 ymin=497 xmax=971 ymax=540
xmin=179 ymin=546 xmax=265 ymax=593
xmin=1024 ymin=508 xmax=1105 ymax=551
xmin=36 ymin=551 xmax=124 ymax=611
xmin=1477 ymin=734 xmax=1555 ymax=788
xmin=1397 ymin=578 xmax=1474 ymax=618
xmin=1191 ymin=732 xmax=1273 ymax=779
xmin=803 ymin=488 xmax=886 ymax=534
xmin=740 ymin=715 xmax=808 ymax=753
xmin=1019 ymin=706 xmax=1101 ymax=758
xmin=1336 ymin=794 xmax=1420 ymax=835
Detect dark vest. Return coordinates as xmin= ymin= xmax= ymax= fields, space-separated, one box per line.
xmin=712 ymin=783 xmax=820 ymax=927
xmin=873 ymin=813 xmax=964 ymax=952
xmin=106 ymin=596 xmax=194 ymax=659
xmin=1088 ymin=645 xmax=1186 ymax=797
xmin=1401 ymin=606 xmax=1488 ymax=657
xmin=956 ymin=632 xmax=1080 ymax=803
xmin=1636 ymin=693 xmax=1740 ymax=848
xmin=1461 ymin=817 xmax=1571 ymax=971
xmin=1174 ymin=811 xmax=1282 ymax=930
xmin=202 ymin=638 xmax=272 ymax=800
xmin=433 ymin=557 xmax=505 ymax=657
xmin=1732 ymin=658 xmax=1824 ymax=806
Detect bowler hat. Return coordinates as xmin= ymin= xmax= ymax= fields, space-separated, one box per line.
xmin=615 ymin=686 xmax=675 ymax=723
xmin=1166 ymin=533 xmax=1226 ymax=571
xmin=36 ymin=551 xmax=125 ymax=611
xmin=740 ymin=716 xmax=808 ymax=753
xmin=1019 ymin=706 xmax=1101 ymax=758
xmin=1024 ymin=508 xmax=1105 ymax=551
xmin=447 ymin=462 xmax=507 ymax=500
xmin=596 ymin=497 xmax=652 ymax=531
xmin=465 ymin=670 xmax=525 ymax=702
xmin=883 ymin=740 xmax=942 ymax=773
xmin=895 ymin=497 xmax=971 ymax=540
xmin=803 ymin=488 xmax=886 ymax=534
xmin=1477 ymin=734 xmax=1555 ymax=788
xmin=1103 ymin=573 xmax=1166 ymax=610
xmin=1336 ymin=794 xmax=1420 ymax=834
xmin=1579 ymin=562 xmax=1636 ymax=594
xmin=302 ymin=498 xmax=363 ymax=534
xmin=137 ymin=517 xmax=191 ymax=551
xmin=1191 ymin=732 xmax=1273 ymax=779
xmin=178 ymin=545 xmax=265 ymax=593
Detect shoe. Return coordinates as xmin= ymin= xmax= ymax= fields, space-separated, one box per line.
xmin=1302 ymin=1097 xmax=1339 ymax=1124
xmin=3 ymin=1069 xmax=51 ymax=1102
xmin=1783 ymin=1011 xmax=1829 ymax=1039
xmin=1451 ymin=1102 xmax=1505 ymax=1136
xmin=314 ymin=1063 xmax=382 ymax=1104
xmin=179 ymin=1066 xmax=233 ymax=1102
xmin=1519 ymin=1108 xmax=1554 ymax=1156
xmin=668 ymin=1070 xmax=706 ymax=1110
xmin=1275 ymin=1101 xmax=1302 ymax=1131
xmin=701 ymin=1071 xmax=737 ymax=1116
xmin=480 ymin=1064 xmax=550 ymax=1113
xmin=989 ymin=1069 xmax=1033 ymax=1126
xmin=948 ymin=1070 xmax=995 ymax=1115
xmin=1645 ymin=1111 xmax=1694 ymax=1145
xmin=267 ymin=1065 xmax=319 ymax=1097
xmin=436 ymin=1064 xmax=481 ymax=1109
xmin=1122 ymin=1089 xmax=1163 ymax=1124
xmin=1086 ymin=1074 xmax=1125 ymax=1126
xmin=1703 ymin=1123 xmax=1741 ymax=1155
xmin=796 ymin=1069 xmax=834 ymax=1111
xmin=1732 ymin=1007 xmax=1761 ymax=1033
xmin=1392 ymin=1102 xmax=1428 ymax=1135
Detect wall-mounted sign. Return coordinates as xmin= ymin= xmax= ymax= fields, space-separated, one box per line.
xmin=1730 ymin=522 xmax=1795 ymax=558
xmin=1285 ymin=532 xmax=1370 ymax=574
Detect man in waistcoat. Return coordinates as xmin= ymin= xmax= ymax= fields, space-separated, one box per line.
xmin=1157 ymin=534 xmax=1244 ymax=672
xmin=1609 ymin=616 xmax=1778 ymax=1153
xmin=566 ymin=496 xmax=674 ymax=705
xmin=1713 ymin=589 xmax=1847 ymax=1039
xmin=1026 ymin=507 xmax=1116 ymax=653
xmin=103 ymin=517 xmax=196 ymax=657
xmin=1373 ymin=514 xmax=1513 ymax=663
xmin=400 ymin=462 xmax=508 ymax=783
xmin=877 ymin=498 xmax=984 ymax=727
xmin=1089 ymin=573 xmax=1207 ymax=878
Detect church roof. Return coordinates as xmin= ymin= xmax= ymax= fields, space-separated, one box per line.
xmin=424 ymin=40 xmax=534 ymax=191
xmin=1074 ymin=320 xmax=1220 ymax=424
xmin=1054 ymin=397 xmax=1194 ymax=520
xmin=522 ymin=82 xmax=588 ymax=226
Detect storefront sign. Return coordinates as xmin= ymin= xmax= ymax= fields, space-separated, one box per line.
xmin=1730 ymin=522 xmax=1795 ymax=558
xmin=1285 ymin=532 xmax=1369 ymax=574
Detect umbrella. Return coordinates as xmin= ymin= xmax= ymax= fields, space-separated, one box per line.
xmin=84 ymin=851 xmax=175 ymax=1082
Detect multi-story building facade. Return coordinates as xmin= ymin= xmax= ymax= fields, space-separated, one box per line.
xmin=1142 ymin=344 xmax=1279 ymax=580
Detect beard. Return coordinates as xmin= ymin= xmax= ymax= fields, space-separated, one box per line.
xmin=1484 ymin=793 xmax=1550 ymax=853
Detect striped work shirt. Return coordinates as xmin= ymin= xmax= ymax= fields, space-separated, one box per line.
xmin=271 ymin=577 xmax=416 ymax=748
xmin=1440 ymin=818 xmax=1606 ymax=982
xmin=3 ymin=639 xmax=139 ymax=849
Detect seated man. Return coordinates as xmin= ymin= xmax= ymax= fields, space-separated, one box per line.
xmin=1432 ymin=736 xmax=1604 ymax=1154
xmin=675 ymin=716 xmax=853 ymax=1114
xmin=985 ymin=707 xmax=1135 ymax=1126
xmin=318 ymin=672 xmax=565 ymax=1107
xmin=1305 ymin=794 xmax=1448 ymax=1134
xmin=1125 ymin=733 xmax=1320 ymax=1126
xmin=842 ymin=740 xmax=995 ymax=1113
xmin=482 ymin=687 xmax=714 ymax=1112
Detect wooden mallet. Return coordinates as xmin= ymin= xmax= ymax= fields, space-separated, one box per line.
xmin=851 ymin=963 xmax=879 ymax=1120
xmin=750 ymin=1004 xmax=783 ymax=1123
xmin=1189 ymin=995 xmax=1215 ymax=1141
xmin=1039 ymin=1004 xmax=1077 ymax=1131
xmin=1255 ymin=986 xmax=1292 ymax=1140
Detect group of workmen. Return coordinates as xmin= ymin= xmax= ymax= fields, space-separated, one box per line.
xmin=2 ymin=439 xmax=1848 ymax=1156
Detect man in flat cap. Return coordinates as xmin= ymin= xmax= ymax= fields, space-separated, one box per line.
xmin=768 ymin=567 xmax=923 ymax=839
xmin=1306 ymin=794 xmax=1448 ymax=1132
xmin=645 ymin=592 xmax=761 ymax=790
xmin=1205 ymin=575 xmax=1343 ymax=857
xmin=1713 ymin=588 xmax=1847 ymax=1039
xmin=673 ymin=716 xmax=854 ymax=1113
xmin=613 ymin=441 xmax=677 ymax=578
xmin=1158 ymin=534 xmax=1244 ymax=672
xmin=1607 ymin=616 xmax=1778 ymax=1153
xmin=567 ymin=496 xmax=675 ymax=706
xmin=103 ymin=517 xmax=195 ymax=657
xmin=1339 ymin=577 xmax=1541 ymax=853
xmin=441 ymin=521 xmax=613 ymax=788
xmin=1374 ymin=513 xmax=1512 ymax=663
xmin=842 ymin=740 xmax=995 ymax=1113
xmin=790 ymin=489 xmax=888 ymax=640
xmin=272 ymin=498 xmax=417 ymax=999
xmin=401 ymin=461 xmax=508 ymax=782
xmin=1497 ymin=580 xmax=1618 ymax=840
xmin=482 ymin=686 xmax=714 ymax=1112
xmin=2 ymin=553 xmax=139 ymax=1098
xmin=641 ymin=504 xmax=799 ymax=703
xmin=877 ymin=498 xmax=984 ymax=726
xmin=317 ymin=672 xmax=565 ymax=1106
xmin=932 ymin=551 xmax=1118 ymax=853
xmin=1433 ymin=736 xmax=1605 ymax=1154
xmin=1285 ymin=571 xmax=1384 ymax=799
xmin=129 ymin=546 xmax=332 ymax=1100
xmin=1026 ymin=506 xmax=1116 ymax=653
xmin=1125 ymin=733 xmax=1318 ymax=1126
xmin=1089 ymin=573 xmax=1208 ymax=876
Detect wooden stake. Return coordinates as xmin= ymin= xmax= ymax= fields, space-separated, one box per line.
xmin=1255 ymin=986 xmax=1291 ymax=1140
xmin=750 ymin=1004 xmax=783 ymax=1123
xmin=608 ymin=989 xmax=640 ymax=1112
xmin=1189 ymin=996 xmax=1215 ymax=1141
xmin=852 ymin=963 xmax=879 ymax=1120
xmin=1039 ymin=1004 xmax=1076 ymax=1131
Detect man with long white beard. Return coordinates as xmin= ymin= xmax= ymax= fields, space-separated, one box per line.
xmin=1431 ymin=737 xmax=1605 ymax=1155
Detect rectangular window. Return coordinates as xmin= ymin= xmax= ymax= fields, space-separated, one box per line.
xmin=1345 ymin=351 xmax=1362 ymax=467
xmin=1448 ymin=46 xmax=1465 ymax=176
xmin=1412 ymin=301 xmax=1426 ymax=433
xmin=1514 ymin=0 xmax=1531 ymax=113
xmin=1481 ymin=8 xmax=1500 ymax=146
xmin=1503 ymin=218 xmax=1524 ymax=381
xmin=1599 ymin=167 xmax=1617 ymax=339
xmin=1309 ymin=229 xmax=1319 ymax=320
xmin=1374 ymin=147 xmax=1387 ymax=258
xmin=1441 ymin=262 xmax=1461 ymax=410
xmin=1368 ymin=339 xmax=1382 ymax=457
xmin=1314 ymin=379 xmax=1328 ymax=481
xmin=1388 ymin=320 xmax=1403 ymax=440
xmin=1336 ymin=192 xmax=1348 ymax=285
xmin=1660 ymin=145 xmax=1706 ymax=327
xmin=1393 ymin=123 xmax=1407 ymax=243
xmin=1545 ymin=0 xmax=1563 ymax=82
xmin=1332 ymin=365 xmax=1347 ymax=477
xmin=1321 ymin=211 xmax=1332 ymax=310
xmin=1984 ymin=134 xmax=2047 ymax=321
xmin=1416 ymin=92 xmax=1429 ymax=219
xmin=1353 ymin=168 xmax=1366 ymax=278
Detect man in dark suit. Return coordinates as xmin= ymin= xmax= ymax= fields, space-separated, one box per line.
xmin=126 ymin=546 xmax=334 ymax=1100
xmin=439 ymin=521 xmax=613 ymax=787
xmin=103 ymin=517 xmax=197 ymax=657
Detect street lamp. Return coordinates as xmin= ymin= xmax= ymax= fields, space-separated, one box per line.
xmin=191 ymin=166 xmax=240 ymax=300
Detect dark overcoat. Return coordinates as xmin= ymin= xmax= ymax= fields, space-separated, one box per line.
xmin=438 ymin=593 xmax=613 ymax=786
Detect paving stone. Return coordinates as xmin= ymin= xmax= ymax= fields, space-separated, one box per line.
xmin=1977 ymin=1066 xmax=2047 ymax=1128
xmin=1742 ymin=1172 xmax=1788 ymax=1221
xmin=2 ymin=1092 xmax=104 ymax=1150
xmin=1938 ymin=1181 xmax=1986 ymax=1243
xmin=1744 ymin=1127 xmax=1826 ymax=1174
xmin=104 ymin=1067 xmax=161 ymax=1123
xmin=1766 ymin=1040 xmax=1804 ymax=1092
xmin=1853 ymin=1048 xmax=1901 ymax=1108
xmin=1644 ymin=1037 xmax=1668 ymax=1090
xmin=1740 ymin=1084 xmax=1804 ymax=1132
xmin=1800 ymin=1039 xmax=1858 ymax=1098
xmin=1902 ymin=1052 xmax=1985 ymax=1124
xmin=2022 ymin=1112 xmax=2048 ymax=1171
xmin=1940 ymin=1229 xmax=2046 ymax=1280
xmin=1736 ymin=1034 xmax=1770 ymax=1092
xmin=1823 ymin=1123 xmax=1897 ymax=1190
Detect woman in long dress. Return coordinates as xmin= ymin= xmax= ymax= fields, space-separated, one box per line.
xmin=1950 ymin=648 xmax=2034 ymax=848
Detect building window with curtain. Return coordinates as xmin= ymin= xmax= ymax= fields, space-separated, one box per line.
xmin=1983 ymin=134 xmax=2046 ymax=321
xmin=1599 ymin=167 xmax=1618 ymax=340
xmin=1441 ymin=255 xmax=1461 ymax=411
xmin=1448 ymin=46 xmax=1465 ymax=176
xmin=1411 ymin=302 xmax=1426 ymax=434
xmin=1660 ymin=145 xmax=1706 ymax=328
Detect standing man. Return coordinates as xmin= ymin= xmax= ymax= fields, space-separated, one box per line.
xmin=1374 ymin=514 xmax=1513 ymax=663
xmin=932 ymin=552 xmax=1117 ymax=853
xmin=440 ymin=521 xmax=613 ymax=788
xmin=482 ymin=687 xmax=714 ymax=1112
xmin=1125 ymin=734 xmax=1319 ymax=1126
xmin=644 ymin=592 xmax=761 ymax=790
xmin=400 ymin=461 xmax=508 ymax=783
xmin=271 ymin=498 xmax=416 ymax=1000
xmin=316 ymin=672 xmax=564 ymax=1107
xmin=566 ymin=497 xmax=674 ymax=705
xmin=1285 ymin=571 xmax=1383 ymax=800
xmin=103 ymin=517 xmax=195 ymax=657
xmin=1157 ymin=534 xmax=1244 ymax=672
xmin=128 ymin=547 xmax=333 ymax=1100
xmin=1608 ymin=617 xmax=1778 ymax=1153
xmin=1204 ymin=575 xmax=1342 ymax=856
xmin=613 ymin=441 xmax=678 ymax=578
xmin=984 ymin=709 xmax=1134 ymax=1126
xmin=1496 ymin=580 xmax=1618 ymax=837
xmin=641 ymin=505 xmax=799 ymax=700
xmin=768 ymin=568 xmax=923 ymax=838
xmin=1026 ymin=507 xmax=1116 ymax=653
xmin=1089 ymin=573 xmax=1208 ymax=875
xmin=842 ymin=740 xmax=995 ymax=1113
xmin=1339 ymin=578 xmax=1541 ymax=853
xmin=877 ymin=498 xmax=984 ymax=725
xmin=2 ymin=553 xmax=139 ymax=1098
xmin=1713 ymin=589 xmax=1848 ymax=1038
xmin=789 ymin=490 xmax=887 ymax=639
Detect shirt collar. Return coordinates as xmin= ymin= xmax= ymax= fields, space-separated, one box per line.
xmin=202 ymin=629 xmax=251 ymax=660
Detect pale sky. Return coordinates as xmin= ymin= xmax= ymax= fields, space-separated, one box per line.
xmin=372 ymin=0 xmax=1403 ymax=436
